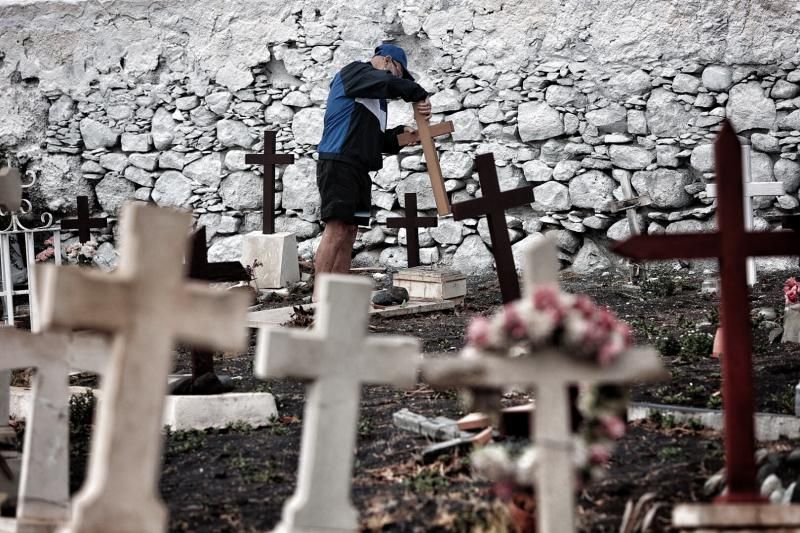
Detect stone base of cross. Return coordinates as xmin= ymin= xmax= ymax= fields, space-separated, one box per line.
xmin=673 ymin=502 xmax=800 ymax=531
xmin=421 ymin=236 xmax=668 ymax=533
xmin=241 ymin=231 xmax=300 ymax=289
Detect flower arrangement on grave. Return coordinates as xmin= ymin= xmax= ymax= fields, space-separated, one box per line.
xmin=784 ymin=277 xmax=798 ymax=306
xmin=34 ymin=237 xmax=55 ymax=263
xmin=65 ymin=241 xmax=98 ymax=266
xmin=467 ymin=285 xmax=632 ymax=487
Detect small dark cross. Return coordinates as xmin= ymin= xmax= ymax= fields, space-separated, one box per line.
xmin=386 ymin=193 xmax=438 ymax=268
xmin=614 ymin=120 xmax=800 ymax=502
xmin=60 ymin=196 xmax=107 ymax=243
xmin=451 ymin=153 xmax=534 ymax=304
xmin=245 ymin=130 xmax=294 ymax=235
xmin=187 ymin=226 xmax=250 ymax=381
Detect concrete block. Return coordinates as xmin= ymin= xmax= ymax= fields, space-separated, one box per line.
xmin=393 ymin=266 xmax=466 ymax=301
xmin=241 ymin=231 xmax=300 ymax=289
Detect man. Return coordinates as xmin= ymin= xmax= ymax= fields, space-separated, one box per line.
xmin=314 ymin=43 xmax=432 ymax=284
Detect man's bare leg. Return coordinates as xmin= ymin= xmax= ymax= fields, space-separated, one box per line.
xmin=331 ymin=225 xmax=358 ymax=274
xmin=314 ymin=220 xmax=357 ymax=300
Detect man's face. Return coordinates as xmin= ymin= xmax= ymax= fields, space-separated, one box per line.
xmin=382 ymin=56 xmax=403 ymax=78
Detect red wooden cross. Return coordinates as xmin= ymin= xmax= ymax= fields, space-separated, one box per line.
xmin=186 ymin=226 xmax=249 ymax=382
xmin=386 ymin=192 xmax=438 ymax=268
xmin=451 ymin=153 xmax=533 ymax=304
xmin=614 ymin=120 xmax=800 ymax=502
xmin=60 ymin=196 xmax=107 ymax=244
xmin=245 ymin=130 xmax=294 ymax=235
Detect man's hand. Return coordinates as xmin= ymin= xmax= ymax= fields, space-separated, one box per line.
xmin=402 ymin=126 xmax=419 ymax=145
xmin=414 ymin=97 xmax=432 ymax=121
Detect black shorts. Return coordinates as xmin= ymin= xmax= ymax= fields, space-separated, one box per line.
xmin=316 ymin=159 xmax=371 ymax=225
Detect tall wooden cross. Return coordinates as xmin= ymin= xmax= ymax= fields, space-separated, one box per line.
xmin=451 ymin=152 xmax=534 ymax=304
xmin=255 ymin=275 xmax=421 ymax=531
xmin=421 ymin=237 xmax=666 ymax=533
xmin=397 ymin=104 xmax=454 ymax=216
xmin=614 ymin=120 xmax=800 ymax=502
xmin=0 ymin=327 xmax=108 ymax=531
xmin=386 ymin=192 xmax=438 ymax=268
xmin=245 ymin=130 xmax=294 ymax=235
xmin=60 ymin=196 xmax=108 ymax=244
xmin=609 ymin=174 xmax=651 ymax=282
xmin=38 ymin=203 xmax=249 ymax=533
xmin=186 ymin=226 xmax=250 ymax=383
xmin=705 ymin=144 xmax=784 ymax=286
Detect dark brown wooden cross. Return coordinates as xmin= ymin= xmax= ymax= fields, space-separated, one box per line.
xmin=186 ymin=226 xmax=250 ymax=382
xmin=60 ymin=196 xmax=107 ymax=244
xmin=245 ymin=130 xmax=294 ymax=235
xmin=451 ymin=153 xmax=534 ymax=304
xmin=614 ymin=120 xmax=800 ymax=503
xmin=397 ymin=105 xmax=454 ymax=216
xmin=386 ymin=193 xmax=438 ymax=268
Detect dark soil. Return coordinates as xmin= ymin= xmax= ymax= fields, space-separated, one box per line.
xmin=70 ymin=267 xmax=800 ymax=531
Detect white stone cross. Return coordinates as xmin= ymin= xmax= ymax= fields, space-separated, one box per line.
xmin=37 ymin=203 xmax=250 ymax=533
xmin=705 ymin=145 xmax=784 ymax=286
xmin=421 ymin=237 xmax=667 ymax=533
xmin=255 ymin=274 xmax=421 ymax=532
xmin=0 ymin=326 xmax=108 ymax=532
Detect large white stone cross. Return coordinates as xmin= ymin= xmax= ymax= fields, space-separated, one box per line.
xmin=705 ymin=145 xmax=784 ymax=286
xmin=38 ymin=203 xmax=250 ymax=533
xmin=0 ymin=327 xmax=108 ymax=532
xmin=255 ymin=275 xmax=421 ymax=532
xmin=421 ymin=237 xmax=667 ymax=533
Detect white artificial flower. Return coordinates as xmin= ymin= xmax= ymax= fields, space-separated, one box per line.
xmin=514 ymin=446 xmax=539 ymax=485
xmin=471 ymin=445 xmax=514 ymax=482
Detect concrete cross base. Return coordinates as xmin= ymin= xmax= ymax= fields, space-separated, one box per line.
xmin=673 ymin=503 xmax=800 ymax=531
xmin=10 ymin=387 xmax=278 ymax=432
xmin=782 ymin=305 xmax=800 ymax=343
xmin=0 ymin=514 xmax=64 ymax=533
xmin=242 ymin=231 xmax=300 ymax=289
xmin=393 ymin=267 xmax=466 ymax=301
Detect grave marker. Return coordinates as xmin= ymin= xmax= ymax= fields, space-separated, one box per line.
xmin=705 ymin=144 xmax=784 ymax=286
xmin=609 ymin=173 xmax=651 ymax=282
xmin=59 ymin=196 xmax=107 ymax=245
xmin=451 ymin=152 xmax=533 ymax=303
xmin=614 ymin=120 xmax=800 ymax=502
xmin=421 ymin=237 xmax=665 ymax=533
xmin=397 ymin=104 xmax=453 ymax=215
xmin=242 ymin=130 xmax=300 ymax=289
xmin=254 ymin=275 xmax=421 ymax=532
xmin=0 ymin=327 xmax=108 ymax=532
xmin=0 ymin=167 xmax=23 ymax=214
xmin=38 ymin=203 xmax=249 ymax=533
xmin=386 ymin=193 xmax=437 ymax=268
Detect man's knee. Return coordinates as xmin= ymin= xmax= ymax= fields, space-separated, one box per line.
xmin=324 ymin=220 xmax=357 ymax=243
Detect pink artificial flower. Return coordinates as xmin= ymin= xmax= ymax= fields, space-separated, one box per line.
xmin=588 ymin=443 xmax=612 ymax=465
xmin=533 ymin=286 xmax=560 ymax=311
xmin=503 ymin=304 xmax=527 ymax=340
xmin=467 ymin=317 xmax=492 ymax=347
xmin=35 ymin=248 xmax=54 ymax=263
xmin=573 ymin=295 xmax=596 ymax=318
xmin=785 ymin=277 xmax=799 ymax=304
xmin=599 ymin=415 xmax=627 ymax=440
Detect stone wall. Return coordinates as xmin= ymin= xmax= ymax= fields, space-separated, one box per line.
xmin=2 ymin=0 xmax=800 ymax=274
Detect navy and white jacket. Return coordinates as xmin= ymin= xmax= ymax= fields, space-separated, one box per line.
xmin=317 ymin=61 xmax=429 ymax=172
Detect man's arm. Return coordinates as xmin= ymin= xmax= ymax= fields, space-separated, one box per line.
xmin=341 ymin=62 xmax=428 ymax=102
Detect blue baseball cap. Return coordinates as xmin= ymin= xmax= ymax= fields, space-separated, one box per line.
xmin=374 ymin=43 xmax=414 ymax=81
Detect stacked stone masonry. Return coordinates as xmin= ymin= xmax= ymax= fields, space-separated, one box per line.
xmin=3 ymin=0 xmax=800 ymax=274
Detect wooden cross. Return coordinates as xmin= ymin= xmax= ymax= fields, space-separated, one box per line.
xmin=254 ymin=275 xmax=420 ymax=531
xmin=705 ymin=144 xmax=784 ymax=286
xmin=421 ymin=237 xmax=665 ymax=533
xmin=187 ymin=226 xmax=250 ymax=383
xmin=38 ymin=203 xmax=249 ymax=533
xmin=451 ymin=152 xmax=534 ymax=304
xmin=0 ymin=167 xmax=22 ymax=214
xmin=0 ymin=327 xmax=108 ymax=531
xmin=245 ymin=130 xmax=294 ymax=235
xmin=60 ymin=196 xmax=108 ymax=244
xmin=397 ymin=104 xmax=454 ymax=216
xmin=613 ymin=120 xmax=800 ymax=502
xmin=386 ymin=192 xmax=438 ymax=268
xmin=609 ymin=173 xmax=651 ymax=282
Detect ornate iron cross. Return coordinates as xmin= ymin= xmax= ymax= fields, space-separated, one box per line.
xmin=614 ymin=120 xmax=800 ymax=502
xmin=386 ymin=192 xmax=438 ymax=268
xmin=245 ymin=130 xmax=294 ymax=235
xmin=451 ymin=153 xmax=533 ymax=303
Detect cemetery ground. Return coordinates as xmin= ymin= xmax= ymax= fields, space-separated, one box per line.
xmin=36 ymin=267 xmax=800 ymax=531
